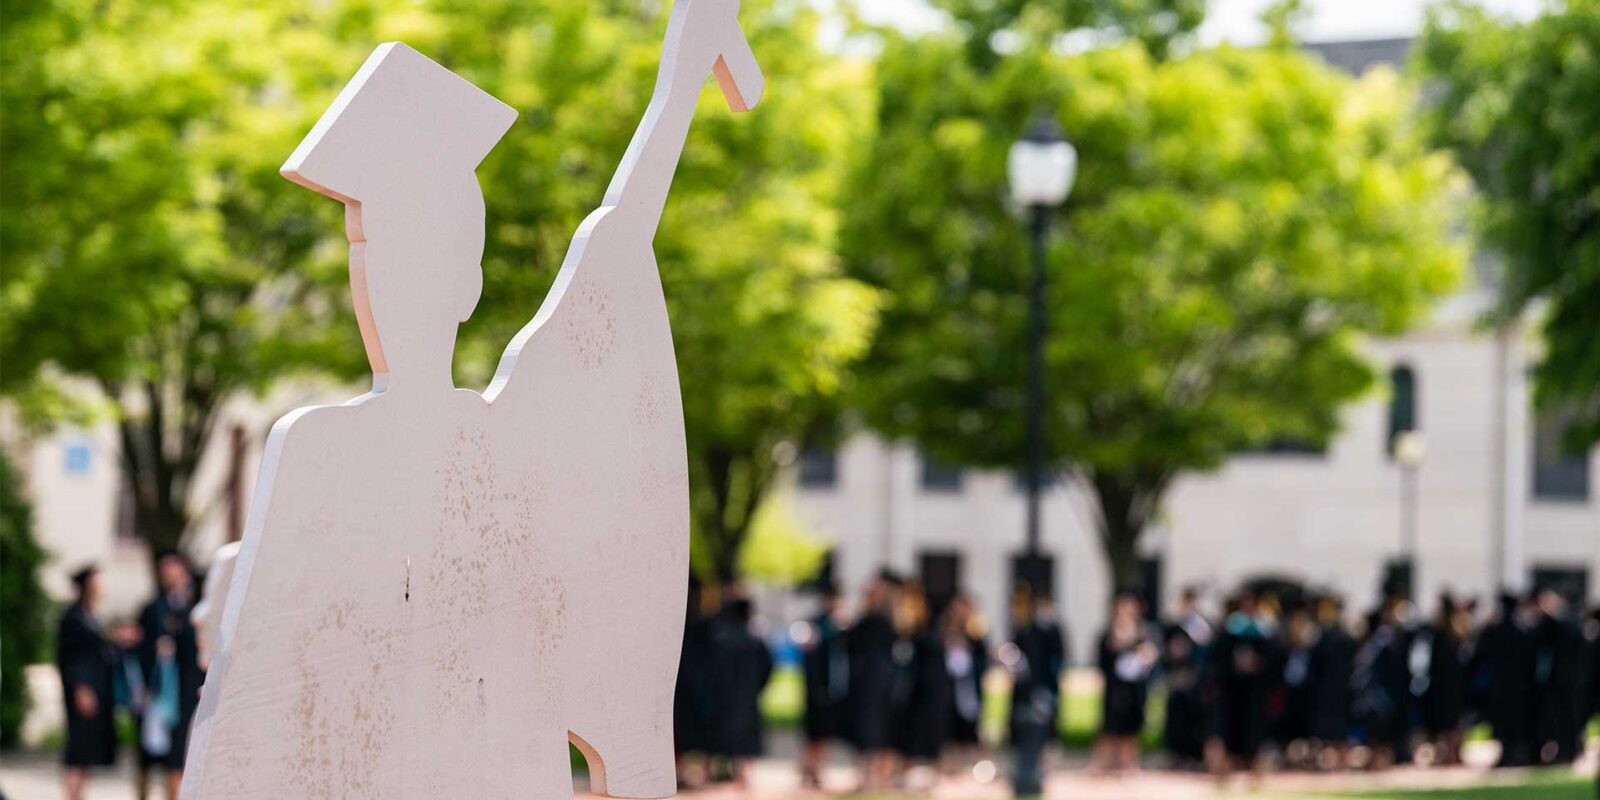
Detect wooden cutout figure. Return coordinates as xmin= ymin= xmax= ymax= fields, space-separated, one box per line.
xmin=182 ymin=1 xmax=762 ymax=796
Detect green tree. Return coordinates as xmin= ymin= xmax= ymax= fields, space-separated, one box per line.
xmin=0 ymin=450 xmax=50 ymax=748
xmin=1416 ymin=0 xmax=1600 ymax=446
xmin=843 ymin=33 xmax=1463 ymax=588
xmin=1 ymin=0 xmax=877 ymax=580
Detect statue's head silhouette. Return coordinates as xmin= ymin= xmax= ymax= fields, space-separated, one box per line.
xmin=282 ymin=43 xmax=516 ymax=394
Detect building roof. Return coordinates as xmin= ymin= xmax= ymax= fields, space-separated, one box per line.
xmin=1305 ymin=37 xmax=1411 ymax=76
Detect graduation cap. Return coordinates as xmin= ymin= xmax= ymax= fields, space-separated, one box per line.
xmin=281 ymin=42 xmax=516 ymax=204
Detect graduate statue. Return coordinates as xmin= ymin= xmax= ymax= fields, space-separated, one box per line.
xmin=182 ymin=3 xmax=762 ymax=797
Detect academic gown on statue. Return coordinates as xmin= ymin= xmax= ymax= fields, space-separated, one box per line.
xmin=847 ymin=611 xmax=898 ymax=751
xmin=708 ymin=617 xmax=774 ymax=758
xmin=57 ymin=604 xmax=117 ymax=767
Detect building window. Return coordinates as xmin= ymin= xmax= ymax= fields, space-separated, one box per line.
xmin=1531 ymin=566 xmax=1589 ymax=608
xmin=920 ymin=456 xmax=963 ymax=493
xmin=797 ymin=448 xmax=838 ymax=489
xmin=1386 ymin=364 xmax=1418 ymax=457
xmin=1533 ymin=412 xmax=1592 ymax=501
xmin=1241 ymin=436 xmax=1327 ymax=457
xmin=918 ymin=550 xmax=962 ymax=619
xmin=1139 ymin=557 xmax=1163 ymax=619
xmin=1010 ymin=552 xmax=1056 ymax=600
xmin=1012 ymin=469 xmax=1059 ymax=492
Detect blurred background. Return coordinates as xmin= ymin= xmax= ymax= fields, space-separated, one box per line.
xmin=2 ymin=0 xmax=1597 ymax=798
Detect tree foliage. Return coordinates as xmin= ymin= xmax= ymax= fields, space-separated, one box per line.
xmin=1416 ymin=0 xmax=1600 ymax=447
xmin=1 ymin=0 xmax=877 ymax=579
xmin=0 ymin=450 xmax=50 ymax=748
xmin=842 ymin=31 xmax=1463 ymax=587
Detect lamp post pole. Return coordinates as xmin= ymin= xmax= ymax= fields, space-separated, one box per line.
xmin=1024 ymin=202 xmax=1049 ymax=583
xmin=1393 ymin=430 xmax=1426 ymax=600
xmin=1008 ymin=114 xmax=1075 ymax=599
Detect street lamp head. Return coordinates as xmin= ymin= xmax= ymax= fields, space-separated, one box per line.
xmin=1394 ymin=430 xmax=1427 ymax=468
xmin=1008 ymin=114 xmax=1077 ymax=208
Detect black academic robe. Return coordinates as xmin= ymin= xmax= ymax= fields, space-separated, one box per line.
xmin=56 ymin=604 xmax=117 ymax=767
xmin=1530 ymin=614 xmax=1584 ymax=764
xmin=1212 ymin=617 xmax=1276 ymax=759
xmin=674 ymin=613 xmax=715 ymax=754
xmin=1423 ymin=624 xmax=1468 ymax=736
xmin=1309 ymin=624 xmax=1355 ymax=743
xmin=1351 ymin=625 xmax=1409 ymax=750
xmin=894 ymin=631 xmax=949 ymax=760
xmin=1098 ymin=630 xmax=1152 ymax=736
xmin=944 ymin=633 xmax=987 ymax=745
xmin=847 ymin=611 xmax=898 ymax=751
xmin=1008 ymin=621 xmax=1064 ymax=744
xmin=707 ymin=618 xmax=773 ymax=758
xmin=1477 ymin=616 xmax=1534 ymax=766
xmin=137 ymin=591 xmax=204 ymax=766
xmin=1161 ymin=619 xmax=1212 ymax=763
xmin=801 ymin=614 xmax=850 ymax=742
xmin=1277 ymin=643 xmax=1317 ymax=744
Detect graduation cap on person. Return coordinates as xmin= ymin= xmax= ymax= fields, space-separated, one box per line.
xmin=281 ymin=42 xmax=516 ymax=205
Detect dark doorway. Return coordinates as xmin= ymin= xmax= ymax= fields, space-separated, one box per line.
xmin=919 ymin=550 xmax=962 ymax=620
xmin=1010 ymin=552 xmax=1056 ymax=600
xmin=1532 ymin=566 xmax=1589 ymax=612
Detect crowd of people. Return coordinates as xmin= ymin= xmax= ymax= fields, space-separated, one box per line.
xmin=54 ymin=556 xmax=205 ymax=800
xmin=672 ymin=569 xmax=1069 ymax=793
xmin=48 ymin=553 xmax=1600 ymax=799
xmin=1109 ymin=584 xmax=1600 ymax=783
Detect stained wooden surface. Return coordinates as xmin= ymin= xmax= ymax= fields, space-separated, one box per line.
xmin=182 ymin=2 xmax=762 ymax=796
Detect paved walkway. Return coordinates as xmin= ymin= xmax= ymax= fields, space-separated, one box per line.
xmin=3 ymin=744 xmax=1590 ymax=800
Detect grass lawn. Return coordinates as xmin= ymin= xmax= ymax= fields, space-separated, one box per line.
xmin=1322 ymin=773 xmax=1591 ymax=799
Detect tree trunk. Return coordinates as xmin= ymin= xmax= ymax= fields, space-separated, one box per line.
xmin=1088 ymin=468 xmax=1171 ymax=596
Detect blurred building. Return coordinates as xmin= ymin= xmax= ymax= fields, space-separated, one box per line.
xmin=6 ymin=38 xmax=1598 ymax=662
xmin=774 ymin=37 xmax=1598 ymax=658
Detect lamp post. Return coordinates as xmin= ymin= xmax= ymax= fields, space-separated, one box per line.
xmin=1007 ymin=115 xmax=1077 ymax=598
xmin=1393 ymin=430 xmax=1427 ymax=600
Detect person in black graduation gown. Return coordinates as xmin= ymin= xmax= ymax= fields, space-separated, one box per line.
xmin=848 ymin=570 xmax=902 ymax=791
xmin=57 ymin=565 xmax=116 ymax=800
xmin=674 ymin=580 xmax=716 ymax=787
xmin=135 ymin=553 xmax=204 ymax=800
xmin=1529 ymin=588 xmax=1584 ymax=765
xmin=892 ymin=584 xmax=949 ymax=775
xmin=707 ymin=597 xmax=774 ymax=788
xmin=1276 ymin=605 xmax=1320 ymax=768
xmin=1422 ymin=594 xmax=1470 ymax=765
xmin=1210 ymin=591 xmax=1276 ymax=786
xmin=1093 ymin=592 xmax=1157 ymax=775
xmin=1351 ymin=601 xmax=1409 ymax=770
xmin=1309 ymin=596 xmax=1355 ymax=767
xmin=1476 ymin=593 xmax=1535 ymax=767
xmin=941 ymin=594 xmax=988 ymax=769
xmin=1006 ymin=591 xmax=1065 ymax=798
xmin=799 ymin=585 xmax=850 ymax=787
xmin=1161 ymin=589 xmax=1213 ymax=770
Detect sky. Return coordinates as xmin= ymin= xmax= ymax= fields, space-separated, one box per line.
xmin=854 ymin=0 xmax=1547 ymax=44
